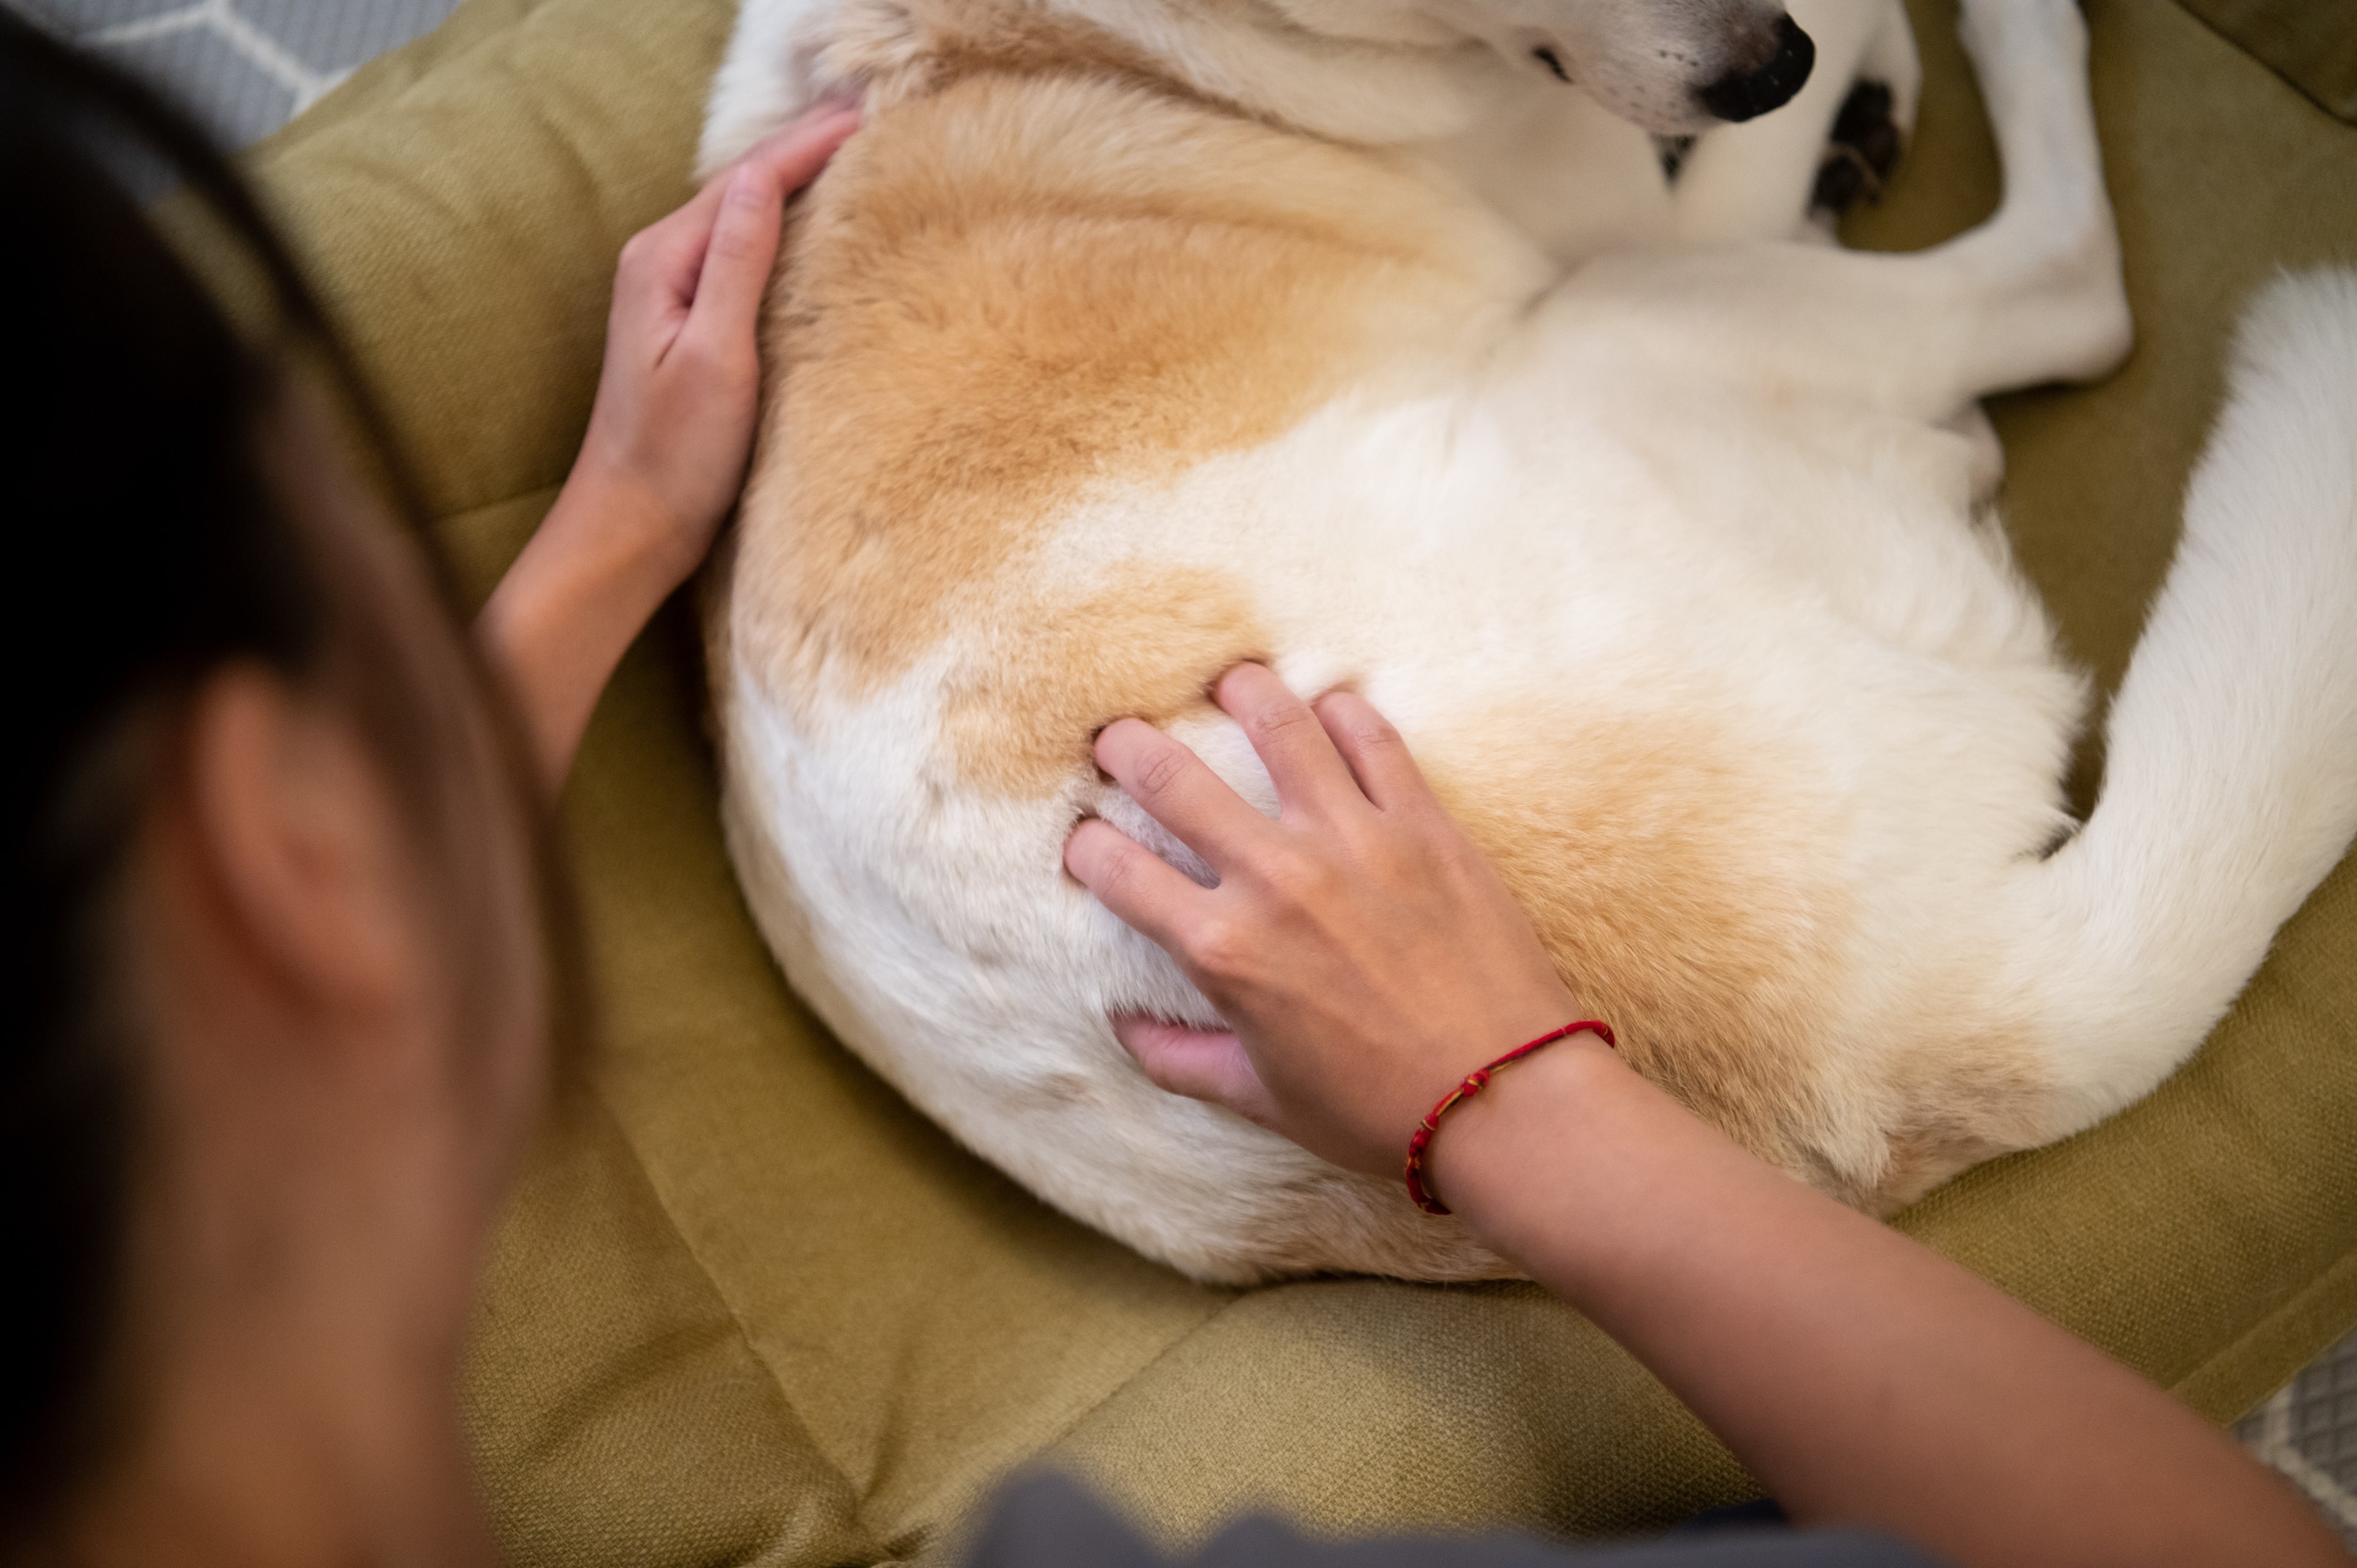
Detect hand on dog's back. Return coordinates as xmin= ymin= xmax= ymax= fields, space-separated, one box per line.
xmin=1066 ymin=662 xmax=1584 ymax=1178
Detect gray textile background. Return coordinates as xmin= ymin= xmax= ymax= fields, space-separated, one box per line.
xmin=10 ymin=0 xmax=2355 ymax=1550
xmin=4 ymin=0 xmax=465 ymax=147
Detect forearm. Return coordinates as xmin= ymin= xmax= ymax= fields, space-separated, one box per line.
xmin=474 ymin=470 xmax=691 ymax=793
xmin=471 ymin=108 xmax=857 ymax=797
xmin=1430 ymin=1042 xmax=2341 ymax=1568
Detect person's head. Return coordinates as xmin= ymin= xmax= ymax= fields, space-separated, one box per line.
xmin=2 ymin=16 xmax=568 ymax=1554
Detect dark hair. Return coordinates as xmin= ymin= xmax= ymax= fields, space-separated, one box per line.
xmin=0 ymin=12 xmax=562 ymax=1536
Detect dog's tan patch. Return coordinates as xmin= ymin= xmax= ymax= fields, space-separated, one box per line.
xmin=727 ymin=69 xmax=1530 ymax=715
xmin=943 ymin=565 xmax=1267 ymax=795
xmin=1420 ymin=706 xmax=1857 ymax=1177
xmin=1867 ymin=1028 xmax=2050 ymax=1211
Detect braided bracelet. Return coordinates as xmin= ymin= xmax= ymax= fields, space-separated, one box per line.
xmin=1402 ymin=1021 xmax=1617 ymax=1215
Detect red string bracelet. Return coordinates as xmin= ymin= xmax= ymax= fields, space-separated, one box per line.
xmin=1402 ymin=1020 xmax=1616 ymax=1216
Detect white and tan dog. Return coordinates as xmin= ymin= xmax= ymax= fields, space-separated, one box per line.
xmin=701 ymin=0 xmax=2357 ymax=1283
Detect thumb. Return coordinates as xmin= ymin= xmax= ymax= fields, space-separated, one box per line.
xmin=1114 ymin=1015 xmax=1280 ymax=1128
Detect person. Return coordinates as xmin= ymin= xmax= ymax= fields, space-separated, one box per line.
xmin=1 ymin=16 xmax=2342 ymax=1566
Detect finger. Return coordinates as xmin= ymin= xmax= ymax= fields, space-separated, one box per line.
xmin=608 ymin=107 xmax=859 ymax=341
xmin=1064 ymin=818 xmax=1210 ymax=949
xmin=676 ymin=161 xmax=787 ymax=362
xmin=1113 ymin=1015 xmax=1280 ymax=1127
xmin=1094 ymin=717 xmax=1273 ymax=871
xmin=1213 ymin=663 xmax=1363 ymax=819
xmin=674 ymin=105 xmax=863 ymax=365
xmin=1310 ymin=690 xmax=1435 ymax=812
xmin=610 ymin=185 xmax=732 ymax=342
xmin=735 ymin=101 xmax=861 ymax=196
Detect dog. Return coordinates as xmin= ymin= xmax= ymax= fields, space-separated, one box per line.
xmin=700 ymin=0 xmax=2357 ymax=1284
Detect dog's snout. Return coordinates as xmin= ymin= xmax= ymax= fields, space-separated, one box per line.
xmin=1698 ymin=14 xmax=1814 ymax=123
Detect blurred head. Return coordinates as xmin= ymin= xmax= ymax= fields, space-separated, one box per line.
xmin=1268 ymin=0 xmax=1815 ymax=133
xmin=1 ymin=14 xmax=568 ymax=1552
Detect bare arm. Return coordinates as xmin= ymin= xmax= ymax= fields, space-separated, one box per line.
xmin=1067 ymin=663 xmax=2344 ymax=1568
xmin=477 ymin=105 xmax=857 ymax=792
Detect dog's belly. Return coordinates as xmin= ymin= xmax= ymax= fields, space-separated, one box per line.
xmin=717 ymin=394 xmax=2085 ymax=1282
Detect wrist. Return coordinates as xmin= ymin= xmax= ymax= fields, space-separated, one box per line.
xmin=1416 ymin=1031 xmax=1637 ymax=1250
xmin=475 ymin=467 xmax=702 ymax=791
xmin=543 ymin=460 xmax=707 ymax=605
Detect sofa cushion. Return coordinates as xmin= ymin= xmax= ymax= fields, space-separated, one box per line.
xmin=2176 ymin=0 xmax=2357 ymax=123
xmin=232 ymin=0 xmax=2357 ymax=1560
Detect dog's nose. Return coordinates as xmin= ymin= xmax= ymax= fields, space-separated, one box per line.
xmin=1698 ymin=14 xmax=1814 ymax=123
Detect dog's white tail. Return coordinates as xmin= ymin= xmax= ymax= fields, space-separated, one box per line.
xmin=2003 ymin=268 xmax=2357 ymax=1137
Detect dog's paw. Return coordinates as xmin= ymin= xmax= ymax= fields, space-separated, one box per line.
xmin=1811 ymin=79 xmax=1904 ymax=219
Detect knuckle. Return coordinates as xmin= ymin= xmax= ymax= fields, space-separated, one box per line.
xmin=1097 ymin=854 xmax=1140 ymax=906
xmin=707 ymin=219 xmax=767 ymax=266
xmin=1255 ymin=699 xmax=1317 ymax=740
xmin=669 ymin=336 xmax=724 ymax=379
xmin=1258 ymin=844 xmax=1327 ymax=903
xmin=616 ymin=230 xmax=659 ymax=276
xmin=1095 ymin=836 xmax=1146 ymax=892
xmin=1183 ymin=917 xmax=1247 ymax=978
xmin=1133 ymin=743 xmax=1191 ymax=803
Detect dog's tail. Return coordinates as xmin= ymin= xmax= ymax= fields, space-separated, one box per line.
xmin=2001 ymin=268 xmax=2357 ymax=1137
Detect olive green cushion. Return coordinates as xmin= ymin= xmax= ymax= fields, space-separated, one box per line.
xmin=238 ymin=0 xmax=2357 ymax=1561
xmin=2177 ymin=0 xmax=2357 ymax=123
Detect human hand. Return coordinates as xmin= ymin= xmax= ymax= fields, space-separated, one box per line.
xmin=566 ymin=102 xmax=861 ymax=588
xmin=478 ymin=104 xmax=858 ymax=792
xmin=1077 ymin=681 xmax=2343 ymax=1568
xmin=1062 ymin=664 xmax=1601 ymax=1177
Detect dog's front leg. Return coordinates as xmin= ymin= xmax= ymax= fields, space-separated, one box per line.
xmin=1669 ymin=0 xmax=1917 ymax=246
xmin=1552 ymin=0 xmax=2128 ymax=425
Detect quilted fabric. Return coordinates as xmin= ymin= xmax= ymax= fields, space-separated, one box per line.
xmin=217 ymin=1 xmax=2357 ymax=1561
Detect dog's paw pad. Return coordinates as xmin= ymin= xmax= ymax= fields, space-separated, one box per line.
xmin=1812 ymin=79 xmax=1904 ymax=217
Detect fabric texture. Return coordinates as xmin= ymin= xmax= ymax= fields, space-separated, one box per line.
xmin=2173 ymin=0 xmax=2357 ymax=124
xmin=217 ymin=1 xmax=2357 ymax=1563
xmin=961 ymin=1476 xmax=1943 ymax=1568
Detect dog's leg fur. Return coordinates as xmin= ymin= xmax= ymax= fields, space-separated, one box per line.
xmin=1531 ymin=1 xmax=2351 ymax=1174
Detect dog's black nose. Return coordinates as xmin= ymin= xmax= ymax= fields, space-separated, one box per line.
xmin=1698 ymin=14 xmax=1814 ymax=123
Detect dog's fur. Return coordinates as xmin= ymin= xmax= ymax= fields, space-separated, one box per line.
xmin=704 ymin=0 xmax=2357 ymax=1283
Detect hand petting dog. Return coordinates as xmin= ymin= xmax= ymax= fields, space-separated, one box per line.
xmin=1070 ymin=668 xmax=2346 ymax=1568
xmin=1065 ymin=662 xmax=1602 ymax=1178
xmin=480 ymin=103 xmax=860 ymax=791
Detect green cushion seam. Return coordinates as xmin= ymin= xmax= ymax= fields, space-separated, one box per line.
xmin=2168 ymin=0 xmax=2357 ymax=125
xmin=245 ymin=0 xmax=551 ymax=167
xmin=580 ymin=1078 xmax=892 ymax=1566
xmin=2174 ymin=1244 xmax=2357 ymax=1422
xmin=889 ymin=1290 xmax=1255 ymax=1564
